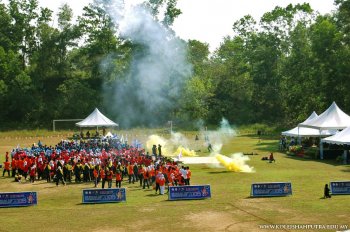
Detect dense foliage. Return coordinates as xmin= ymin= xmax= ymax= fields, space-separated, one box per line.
xmin=0 ymin=0 xmax=349 ymax=129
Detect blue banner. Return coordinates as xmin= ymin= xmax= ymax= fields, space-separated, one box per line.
xmin=82 ymin=188 xmax=126 ymax=204
xmin=168 ymin=185 xmax=211 ymax=200
xmin=330 ymin=181 xmax=350 ymax=195
xmin=251 ymin=182 xmax=292 ymax=197
xmin=0 ymin=192 xmax=37 ymax=207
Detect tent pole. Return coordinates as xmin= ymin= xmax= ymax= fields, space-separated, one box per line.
xmin=319 ymin=129 xmax=324 ymax=160
xmin=343 ymin=150 xmax=348 ymax=164
xmin=297 ymin=126 xmax=301 ymax=145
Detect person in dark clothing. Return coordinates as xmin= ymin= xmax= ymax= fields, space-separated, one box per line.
xmin=208 ymin=143 xmax=212 ymax=152
xmin=158 ymin=144 xmax=162 ymax=156
xmin=269 ymin=153 xmax=275 ymax=163
xmin=152 ymin=145 xmax=157 ymax=156
xmin=55 ymin=166 xmax=66 ymax=186
xmin=324 ymin=184 xmax=331 ymax=198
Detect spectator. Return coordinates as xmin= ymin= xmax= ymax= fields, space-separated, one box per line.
xmin=324 ymin=184 xmax=331 ymax=198
xmin=3 ymin=158 xmax=10 ymax=177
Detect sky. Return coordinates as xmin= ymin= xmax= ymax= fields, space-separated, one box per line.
xmin=36 ymin=0 xmax=336 ymax=51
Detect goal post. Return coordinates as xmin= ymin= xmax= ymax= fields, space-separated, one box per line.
xmin=53 ymin=119 xmax=84 ymax=132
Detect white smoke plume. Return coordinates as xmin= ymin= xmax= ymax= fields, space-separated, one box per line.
xmin=99 ymin=0 xmax=192 ymax=127
xmin=199 ymin=118 xmax=254 ymax=172
xmin=200 ymin=118 xmax=237 ymax=148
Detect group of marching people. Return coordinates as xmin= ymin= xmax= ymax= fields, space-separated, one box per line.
xmin=2 ymin=140 xmax=192 ymax=194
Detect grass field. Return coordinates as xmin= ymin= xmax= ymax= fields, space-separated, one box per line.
xmin=0 ymin=131 xmax=349 ymax=232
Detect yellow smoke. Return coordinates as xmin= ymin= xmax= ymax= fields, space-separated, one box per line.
xmin=173 ymin=146 xmax=197 ymax=157
xmin=215 ymin=153 xmax=254 ymax=173
xmin=146 ymin=135 xmax=169 ymax=156
xmin=146 ymin=134 xmax=197 ymax=157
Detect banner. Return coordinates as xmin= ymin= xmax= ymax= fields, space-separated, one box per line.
xmin=0 ymin=192 xmax=37 ymax=207
xmin=82 ymin=188 xmax=126 ymax=204
xmin=168 ymin=185 xmax=211 ymax=200
xmin=330 ymin=181 xmax=350 ymax=195
xmin=251 ymin=182 xmax=292 ymax=197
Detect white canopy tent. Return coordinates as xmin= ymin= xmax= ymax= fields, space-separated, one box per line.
xmin=76 ymin=108 xmax=118 ymax=129
xmin=322 ymin=127 xmax=350 ymax=164
xmin=299 ymin=102 xmax=350 ymax=130
xmin=282 ymin=111 xmax=336 ymax=137
xmin=299 ymin=102 xmax=350 ymax=159
xmin=322 ymin=127 xmax=350 ymax=145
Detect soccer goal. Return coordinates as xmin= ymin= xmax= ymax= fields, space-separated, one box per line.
xmin=52 ymin=119 xmax=84 ymax=131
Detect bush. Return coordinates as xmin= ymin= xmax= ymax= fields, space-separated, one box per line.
xmin=304 ymin=147 xmax=318 ymax=159
xmin=287 ymin=145 xmax=305 ymax=157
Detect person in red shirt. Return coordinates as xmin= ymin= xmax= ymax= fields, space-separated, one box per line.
xmin=93 ymin=166 xmax=99 ymax=187
xmin=115 ymin=169 xmax=122 ymax=188
xmin=11 ymin=158 xmax=17 ymax=177
xmin=3 ymin=158 xmax=10 ymax=177
xmin=142 ymin=166 xmax=150 ymax=189
xmin=105 ymin=168 xmax=113 ymax=189
xmin=186 ymin=166 xmax=191 ymax=185
xmin=127 ymin=163 xmax=135 ymax=184
xmin=29 ymin=164 xmax=36 ymax=183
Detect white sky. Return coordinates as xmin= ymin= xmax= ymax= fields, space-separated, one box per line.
xmin=37 ymin=0 xmax=336 ymax=51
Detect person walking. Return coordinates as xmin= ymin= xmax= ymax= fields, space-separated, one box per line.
xmin=3 ymin=158 xmax=10 ymax=177
xmin=115 ymin=169 xmax=122 ymax=188
xmin=324 ymin=184 xmax=331 ymax=198
xmin=55 ymin=166 xmax=66 ymax=186
xmin=105 ymin=168 xmax=113 ymax=189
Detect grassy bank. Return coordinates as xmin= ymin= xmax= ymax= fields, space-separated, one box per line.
xmin=0 ymin=132 xmax=349 ymax=232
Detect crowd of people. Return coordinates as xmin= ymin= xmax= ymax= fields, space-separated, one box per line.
xmin=2 ymin=137 xmax=192 ymax=195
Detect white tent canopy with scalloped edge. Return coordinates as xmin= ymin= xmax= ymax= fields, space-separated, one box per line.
xmin=76 ymin=108 xmax=118 ymax=128
xmin=298 ymin=102 xmax=350 ymax=160
xmin=282 ymin=111 xmax=336 ymax=137
xmin=322 ymin=126 xmax=350 ymax=145
xmin=298 ymin=102 xmax=350 ymax=130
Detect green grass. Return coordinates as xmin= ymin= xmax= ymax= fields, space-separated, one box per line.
xmin=0 ymin=132 xmax=349 ymax=232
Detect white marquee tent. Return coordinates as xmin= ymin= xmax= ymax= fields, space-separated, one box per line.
xmin=322 ymin=126 xmax=350 ymax=145
xmin=299 ymin=102 xmax=350 ymax=159
xmin=282 ymin=111 xmax=336 ymax=137
xmin=299 ymin=102 xmax=350 ymax=130
xmin=76 ymin=108 xmax=118 ymax=128
xmin=322 ymin=127 xmax=350 ymax=164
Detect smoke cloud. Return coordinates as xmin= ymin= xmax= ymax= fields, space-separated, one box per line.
xmin=100 ymin=0 xmax=192 ymax=127
xmin=145 ymin=132 xmax=196 ymax=157
xmin=202 ymin=118 xmax=254 ymax=173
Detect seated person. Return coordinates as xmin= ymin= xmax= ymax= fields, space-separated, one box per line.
xmin=14 ymin=173 xmax=22 ymax=182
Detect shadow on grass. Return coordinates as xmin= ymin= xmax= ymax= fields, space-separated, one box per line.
xmin=244 ymin=196 xmax=290 ymax=199
xmin=145 ymin=193 xmax=162 ymax=197
xmin=242 ymin=134 xmax=280 ymax=140
xmin=207 ymin=171 xmax=232 ymax=174
xmin=285 ymin=154 xmax=344 ymax=166
xmin=254 ymin=141 xmax=279 ymax=152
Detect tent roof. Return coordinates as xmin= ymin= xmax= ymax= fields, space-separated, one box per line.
xmin=322 ymin=126 xmax=350 ymax=145
xmin=281 ymin=127 xmax=336 ymax=137
xmin=282 ymin=111 xmax=336 ymax=137
xmin=76 ymin=108 xmax=118 ymax=127
xmin=299 ymin=102 xmax=350 ymax=130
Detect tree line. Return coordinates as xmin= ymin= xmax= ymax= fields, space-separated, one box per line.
xmin=0 ymin=0 xmax=349 ymax=129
